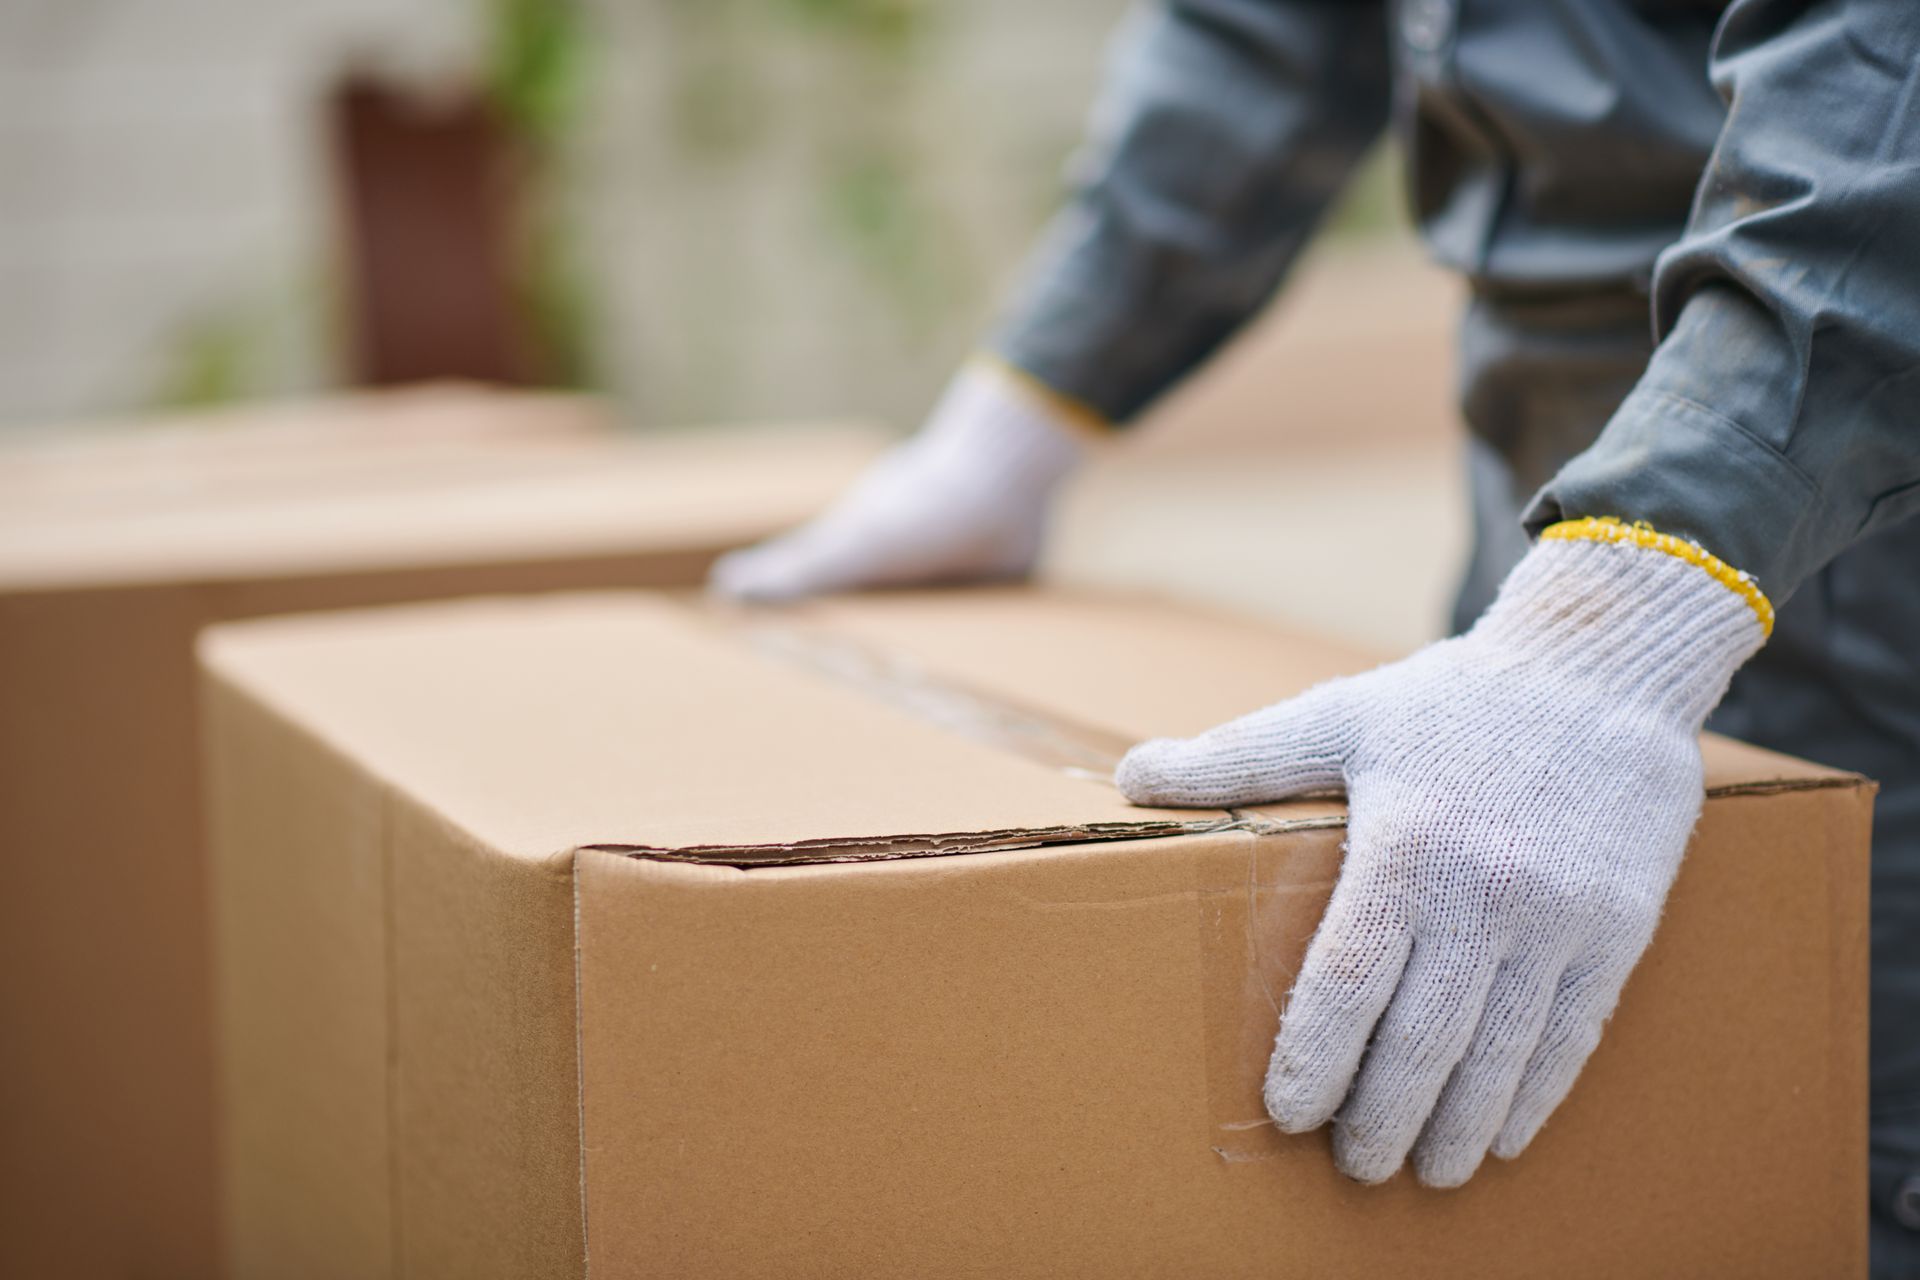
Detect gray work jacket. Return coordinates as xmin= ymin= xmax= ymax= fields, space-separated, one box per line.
xmin=990 ymin=0 xmax=1920 ymax=603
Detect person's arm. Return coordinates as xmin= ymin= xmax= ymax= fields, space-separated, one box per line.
xmin=1117 ymin=0 xmax=1920 ymax=1191
xmin=1526 ymin=0 xmax=1920 ymax=600
xmin=713 ymin=0 xmax=1392 ymax=601
xmin=995 ymin=0 xmax=1392 ymax=425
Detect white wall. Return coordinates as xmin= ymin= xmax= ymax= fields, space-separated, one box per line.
xmin=0 ymin=0 xmax=472 ymax=428
xmin=576 ymin=0 xmax=1128 ymax=431
xmin=0 ymin=0 xmax=1129 ymax=433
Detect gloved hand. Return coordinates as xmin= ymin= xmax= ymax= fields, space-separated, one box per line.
xmin=708 ymin=358 xmax=1089 ymax=602
xmin=1117 ymin=521 xmax=1772 ymax=1187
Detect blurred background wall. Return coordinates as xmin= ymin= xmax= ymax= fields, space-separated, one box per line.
xmin=0 ymin=0 xmax=472 ymax=423
xmin=0 ymin=0 xmax=1141 ymax=427
xmin=0 ymin=0 xmax=1424 ymax=426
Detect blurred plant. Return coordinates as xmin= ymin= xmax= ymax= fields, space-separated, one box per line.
xmin=659 ymin=1 xmax=766 ymax=159
xmin=486 ymin=0 xmax=597 ymax=386
xmin=774 ymin=0 xmax=923 ymax=51
xmin=153 ymin=310 xmax=259 ymax=410
xmin=151 ymin=264 xmax=334 ymax=413
xmin=818 ymin=145 xmax=962 ymax=335
xmin=487 ymin=0 xmax=588 ymax=145
xmin=658 ymin=0 xmax=963 ymax=337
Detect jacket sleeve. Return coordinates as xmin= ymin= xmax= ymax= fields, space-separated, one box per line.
xmin=1526 ymin=0 xmax=1920 ymax=601
xmin=988 ymin=0 xmax=1392 ymax=425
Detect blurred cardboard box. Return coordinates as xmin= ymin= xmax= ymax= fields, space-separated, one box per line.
xmin=201 ymin=588 xmax=1868 ymax=1279
xmin=0 ymin=392 xmax=881 ymax=1280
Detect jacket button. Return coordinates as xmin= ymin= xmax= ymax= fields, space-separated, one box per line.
xmin=1401 ymin=0 xmax=1452 ymax=53
xmin=1896 ymin=1175 xmax=1920 ymax=1231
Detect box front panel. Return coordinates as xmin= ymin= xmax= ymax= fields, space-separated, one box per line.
xmin=577 ymin=786 xmax=1868 ymax=1278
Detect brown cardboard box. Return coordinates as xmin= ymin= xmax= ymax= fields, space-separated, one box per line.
xmin=0 ymin=402 xmax=879 ymax=1280
xmin=201 ymin=589 xmax=1871 ymax=1279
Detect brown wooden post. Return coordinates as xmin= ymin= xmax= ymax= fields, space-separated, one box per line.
xmin=330 ymin=76 xmax=538 ymax=386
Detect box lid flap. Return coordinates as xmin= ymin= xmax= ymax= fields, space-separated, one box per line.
xmin=202 ymin=593 xmax=1233 ymax=863
xmin=201 ymin=589 xmax=1862 ymax=867
xmin=784 ymin=590 xmax=1854 ymax=796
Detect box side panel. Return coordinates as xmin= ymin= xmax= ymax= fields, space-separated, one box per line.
xmin=205 ymin=657 xmax=395 ymax=1278
xmin=387 ymin=803 xmax=583 ymax=1280
xmin=211 ymin=549 xmax=722 ymax=619
xmin=1828 ymin=783 xmax=1875 ymax=1270
xmin=578 ymin=786 xmax=1868 ymax=1278
xmin=0 ymin=587 xmax=222 ymax=1280
xmin=207 ymin=648 xmax=589 ymax=1280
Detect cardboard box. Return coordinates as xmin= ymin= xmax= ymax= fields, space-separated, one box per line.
xmin=200 ymin=589 xmax=1871 ymax=1279
xmin=0 ymin=401 xmax=880 ymax=1280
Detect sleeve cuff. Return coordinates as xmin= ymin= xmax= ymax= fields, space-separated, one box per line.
xmin=1522 ymin=386 xmax=1840 ymax=603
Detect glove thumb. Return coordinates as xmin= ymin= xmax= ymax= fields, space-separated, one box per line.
xmin=1115 ymin=681 xmax=1353 ymax=809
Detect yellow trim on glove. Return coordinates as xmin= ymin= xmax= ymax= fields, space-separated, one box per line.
xmin=972 ymin=353 xmax=1115 ymax=441
xmin=1541 ymin=517 xmax=1775 ymax=638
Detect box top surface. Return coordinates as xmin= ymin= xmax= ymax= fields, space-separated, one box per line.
xmin=201 ymin=590 xmax=1860 ymax=865
xmin=0 ymin=403 xmax=881 ymax=592
xmin=0 ymin=386 xmax=612 ymax=521
xmin=0 ymin=383 xmax=598 ymax=473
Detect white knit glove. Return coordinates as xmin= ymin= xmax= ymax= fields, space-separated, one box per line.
xmin=1117 ymin=523 xmax=1772 ymax=1187
xmin=709 ymin=359 xmax=1088 ymax=602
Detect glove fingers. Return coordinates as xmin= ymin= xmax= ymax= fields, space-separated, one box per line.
xmin=1409 ymin=954 xmax=1565 ymax=1188
xmin=1116 ymin=682 xmax=1353 ymax=809
xmin=1489 ymin=959 xmax=1629 ymax=1161
xmin=709 ymin=538 xmax=817 ymax=602
xmin=1263 ymin=870 xmax=1412 ymax=1135
xmin=1330 ymin=940 xmax=1503 ymax=1184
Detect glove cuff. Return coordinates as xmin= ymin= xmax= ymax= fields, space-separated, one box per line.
xmin=968 ymin=353 xmax=1114 ymax=443
xmin=1477 ymin=518 xmax=1770 ymax=728
xmin=1538 ymin=517 xmax=1774 ymax=638
xmin=898 ymin=359 xmax=1090 ymax=507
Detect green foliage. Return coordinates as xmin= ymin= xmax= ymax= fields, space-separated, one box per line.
xmin=817 ymin=145 xmax=963 ymax=334
xmin=484 ymin=0 xmax=598 ymax=386
xmin=772 ymin=0 xmax=926 ymax=52
xmin=656 ymin=0 xmax=933 ymax=163
xmin=486 ymin=0 xmax=589 ymax=144
xmin=153 ymin=310 xmax=258 ymax=410
xmin=665 ymin=23 xmax=769 ymax=161
xmin=520 ymin=215 xmax=598 ymax=388
xmin=653 ymin=0 xmax=962 ymax=339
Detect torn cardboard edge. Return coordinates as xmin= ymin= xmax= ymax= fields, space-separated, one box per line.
xmin=576 ymin=602 xmax=1868 ymax=869
xmin=1700 ymin=776 xmax=1876 ymax=800
xmin=584 ymin=819 xmax=1230 ymax=865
